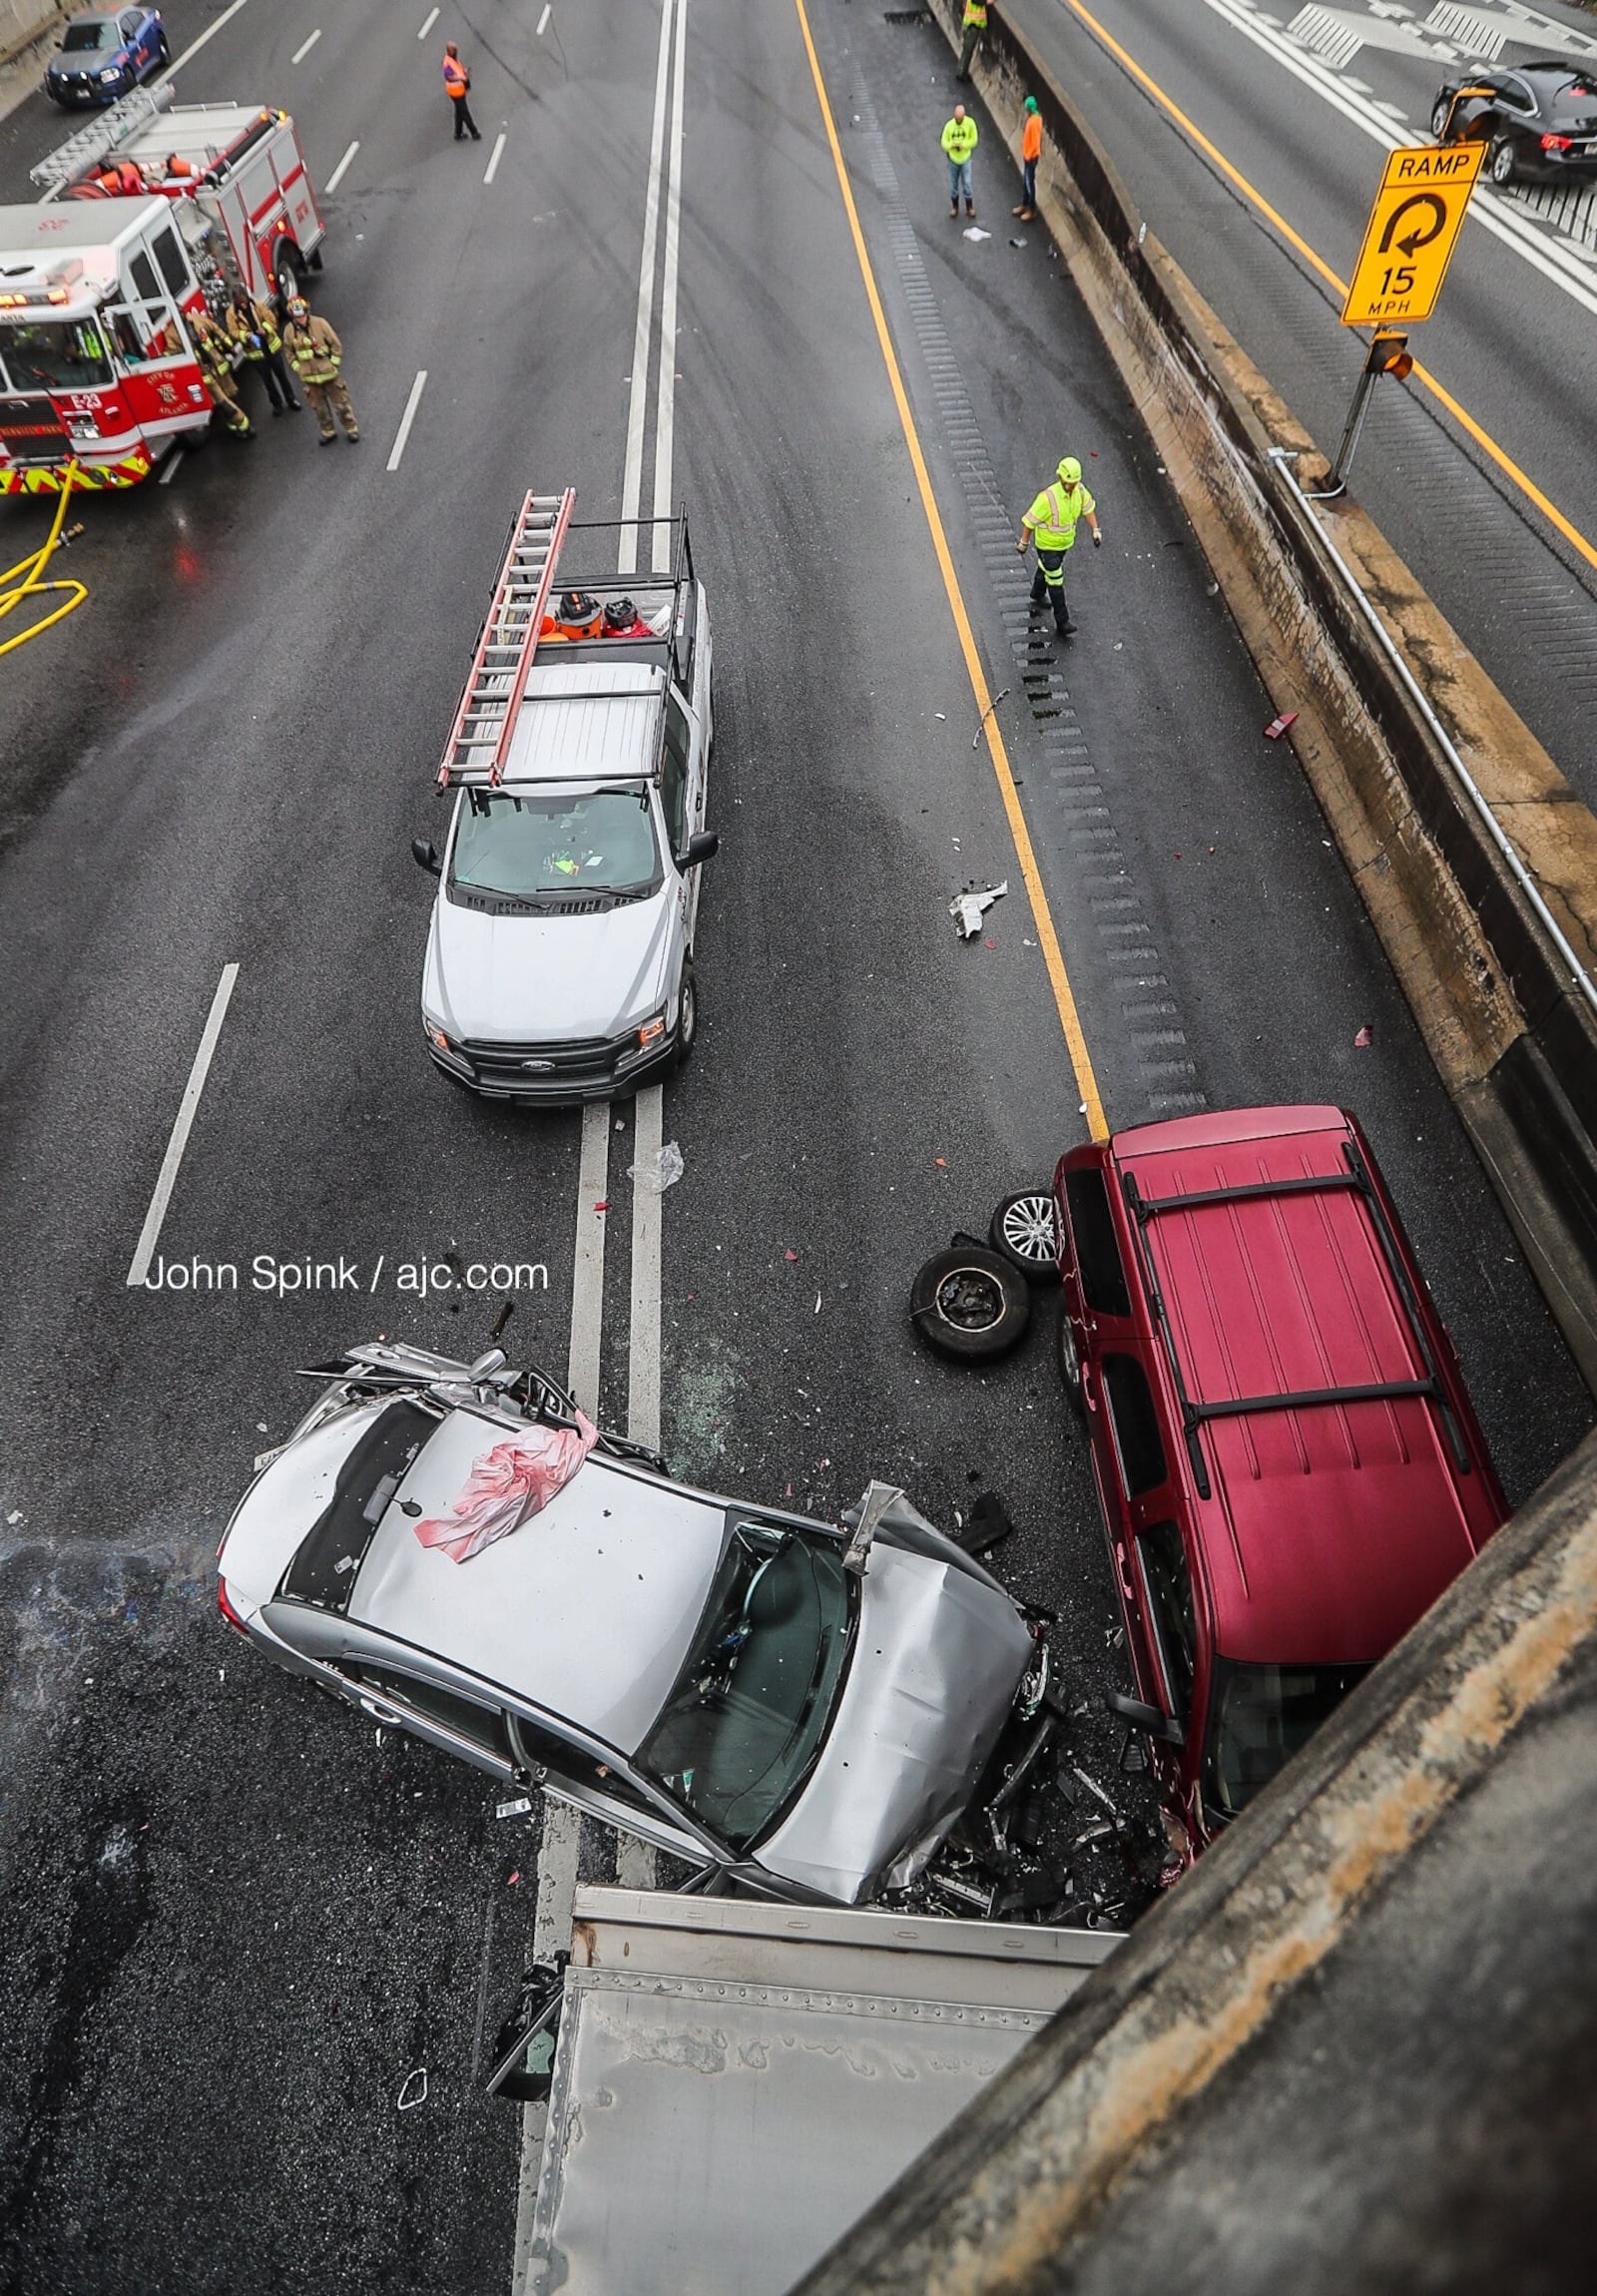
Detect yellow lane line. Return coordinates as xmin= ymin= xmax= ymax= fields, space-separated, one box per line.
xmin=1063 ymin=0 xmax=1597 ymax=579
xmin=792 ymin=0 xmax=1109 ymax=1142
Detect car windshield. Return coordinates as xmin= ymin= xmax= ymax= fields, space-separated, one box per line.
xmin=639 ymin=1518 xmax=853 ymax=1849
xmin=63 ymin=20 xmax=118 ymax=48
xmin=0 ymin=320 xmax=114 ymax=392
xmin=1205 ymin=1658 xmax=1370 ymax=1819
xmin=450 ymin=788 xmax=660 ymax=901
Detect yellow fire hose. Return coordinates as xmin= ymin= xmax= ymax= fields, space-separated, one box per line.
xmin=0 ymin=467 xmax=87 ymax=658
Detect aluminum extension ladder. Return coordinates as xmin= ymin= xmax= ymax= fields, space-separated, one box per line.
xmin=437 ymin=488 xmax=576 ymax=787
xmin=30 ymin=83 xmax=174 ymax=197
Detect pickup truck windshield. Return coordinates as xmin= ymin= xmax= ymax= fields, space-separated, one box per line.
xmin=640 ymin=1521 xmax=853 ymax=1849
xmin=1205 ymin=1658 xmax=1369 ymax=1819
xmin=451 ymin=789 xmax=659 ymax=900
xmin=0 ymin=320 xmax=114 ymax=392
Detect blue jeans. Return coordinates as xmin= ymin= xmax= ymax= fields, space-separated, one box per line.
xmin=947 ymin=156 xmax=973 ymax=207
xmin=1021 ymin=157 xmax=1037 ymax=209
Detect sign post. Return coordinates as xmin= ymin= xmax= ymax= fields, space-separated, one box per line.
xmin=1324 ymin=141 xmax=1485 ymax=494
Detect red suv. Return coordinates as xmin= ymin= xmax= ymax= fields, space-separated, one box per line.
xmin=1051 ymin=1105 xmax=1506 ymax=1864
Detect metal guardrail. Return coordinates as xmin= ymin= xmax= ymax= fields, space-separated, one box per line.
xmin=1270 ymin=444 xmax=1597 ymax=1029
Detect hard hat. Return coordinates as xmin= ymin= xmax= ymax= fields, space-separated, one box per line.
xmin=603 ymin=597 xmax=637 ymax=632
xmin=287 ymin=296 xmax=308 ymax=319
xmin=1057 ymin=455 xmax=1082 ymax=483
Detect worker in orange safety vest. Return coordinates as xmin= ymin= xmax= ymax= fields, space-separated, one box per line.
xmin=442 ymin=42 xmax=482 ymax=142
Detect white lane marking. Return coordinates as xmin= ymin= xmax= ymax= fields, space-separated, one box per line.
xmin=386 ymin=369 xmax=427 ymax=471
xmin=157 ymin=449 xmax=183 ymax=484
xmin=484 ymin=130 xmax=507 ymax=186
xmin=618 ymin=0 xmax=677 ymax=577
xmin=418 ymin=5 xmax=439 ymax=37
xmin=125 ymin=964 xmax=240 ymax=1289
xmin=615 ymin=1835 xmax=658 ymax=1888
xmin=536 ymin=2 xmax=552 ymax=31
xmin=628 ymin=1083 xmax=664 ymax=1450
xmin=168 ymin=0 xmax=249 ymax=74
xmin=291 ymin=27 xmax=320 ymax=64
xmin=323 ymin=139 xmax=359 ymax=196
xmin=1197 ymin=0 xmax=1597 ymax=321
xmin=511 ymin=1797 xmax=582 ymax=2296
xmin=567 ymin=1103 xmax=610 ymax=1409
xmin=650 ymin=0 xmax=688 ymax=570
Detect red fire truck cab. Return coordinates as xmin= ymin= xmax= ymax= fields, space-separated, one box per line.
xmin=0 ymin=197 xmax=212 ymax=493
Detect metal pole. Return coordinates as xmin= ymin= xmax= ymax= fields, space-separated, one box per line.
xmin=1324 ymin=362 xmax=1379 ymax=498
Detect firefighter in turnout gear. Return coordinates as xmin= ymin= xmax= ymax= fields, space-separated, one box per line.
xmin=1016 ymin=456 xmax=1101 ymax=637
xmin=193 ymin=310 xmax=255 ymax=441
xmin=282 ymin=296 xmax=360 ymax=443
xmin=226 ymin=287 xmax=300 ymax=415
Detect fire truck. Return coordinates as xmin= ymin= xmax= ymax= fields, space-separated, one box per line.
xmin=0 ymin=86 xmax=325 ymax=495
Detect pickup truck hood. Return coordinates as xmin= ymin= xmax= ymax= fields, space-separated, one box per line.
xmin=756 ymin=1543 xmax=1033 ymax=1905
xmin=426 ymin=888 xmax=675 ymax=1045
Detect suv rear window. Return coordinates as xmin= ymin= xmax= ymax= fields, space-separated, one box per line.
xmin=1102 ymin=1354 xmax=1169 ymax=1496
xmin=1205 ymin=1659 xmax=1369 ymax=1818
xmin=277 ymin=1401 xmax=437 ymax=1611
xmin=1065 ymin=1169 xmax=1131 ymax=1317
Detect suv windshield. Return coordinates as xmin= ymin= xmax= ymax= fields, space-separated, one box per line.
xmin=0 ymin=320 xmax=114 ymax=392
xmin=1205 ymin=1658 xmax=1369 ymax=1819
xmin=639 ymin=1519 xmax=853 ymax=1848
xmin=450 ymin=788 xmax=660 ymax=902
xmin=63 ymin=21 xmax=118 ymax=49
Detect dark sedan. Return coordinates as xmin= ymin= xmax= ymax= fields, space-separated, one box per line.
xmin=44 ymin=8 xmax=167 ymax=106
xmin=1431 ymin=59 xmax=1597 ymax=187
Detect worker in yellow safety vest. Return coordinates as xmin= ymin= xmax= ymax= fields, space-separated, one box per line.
xmin=957 ymin=0 xmax=988 ymax=82
xmin=1016 ymin=457 xmax=1102 ymax=638
xmin=942 ymin=104 xmax=979 ymax=220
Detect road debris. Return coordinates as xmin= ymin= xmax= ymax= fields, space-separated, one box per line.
xmin=972 ymin=688 xmax=1009 ymax=748
xmin=496 ymin=1795 xmax=534 ymax=1820
xmin=396 ymin=2068 xmax=428 ymax=2111
xmin=628 ymin=1141 xmax=684 ymax=1193
xmin=1264 ymin=709 xmax=1299 ymax=740
xmin=963 ymin=226 xmax=991 ymax=241
xmin=1353 ymin=1024 xmax=1373 ymax=1047
xmin=950 ymin=880 xmax=1008 ymax=938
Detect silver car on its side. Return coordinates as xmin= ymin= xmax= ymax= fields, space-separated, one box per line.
xmin=216 ymin=1342 xmax=1043 ymax=1906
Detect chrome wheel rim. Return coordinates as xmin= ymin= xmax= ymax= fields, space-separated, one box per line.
xmin=999 ymin=1193 xmax=1057 ymax=1267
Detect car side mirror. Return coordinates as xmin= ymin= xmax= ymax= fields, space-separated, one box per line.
xmin=468 ymin=1348 xmax=508 ymax=1382
xmin=411 ymin=837 xmax=441 ymax=875
xmin=677 ymin=830 xmax=719 ymax=869
xmin=1105 ymin=1690 xmax=1185 ymax=1746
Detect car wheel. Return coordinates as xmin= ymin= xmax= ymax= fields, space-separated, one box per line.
xmin=1489 ymin=138 xmax=1517 ymax=187
xmin=1055 ymin=1297 xmax=1086 ymax=1419
xmin=275 ymin=247 xmax=301 ymax=308
xmin=157 ymin=32 xmax=171 ymax=66
xmin=988 ymin=1190 xmax=1058 ymax=1282
xmin=910 ymin=1244 xmax=1031 ymax=1363
xmin=673 ymin=964 xmax=697 ymax=1070
xmin=1429 ymin=96 xmax=1453 ymax=140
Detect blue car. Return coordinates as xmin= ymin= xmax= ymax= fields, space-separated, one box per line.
xmin=44 ymin=8 xmax=168 ymax=106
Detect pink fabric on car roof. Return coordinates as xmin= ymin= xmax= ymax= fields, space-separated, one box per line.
xmin=412 ymin=1414 xmax=599 ymax=1563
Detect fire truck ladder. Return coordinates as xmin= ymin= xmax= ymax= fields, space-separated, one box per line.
xmin=438 ymin=488 xmax=576 ymax=788
xmin=30 ymin=83 xmax=175 ymax=197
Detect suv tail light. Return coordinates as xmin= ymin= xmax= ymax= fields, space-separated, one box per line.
xmin=218 ymin=1580 xmax=249 ymax=1633
xmin=1541 ymin=133 xmax=1572 ymax=151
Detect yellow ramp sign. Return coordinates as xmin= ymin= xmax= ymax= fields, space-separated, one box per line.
xmin=1341 ymin=142 xmax=1485 ymax=326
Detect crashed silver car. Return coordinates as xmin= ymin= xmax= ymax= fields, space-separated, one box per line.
xmin=216 ymin=1343 xmax=1044 ymax=1906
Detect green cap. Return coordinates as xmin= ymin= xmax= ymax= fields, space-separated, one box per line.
xmin=1057 ymin=455 xmax=1082 ymax=483
xmin=1024 ymin=96 xmax=1039 ymax=113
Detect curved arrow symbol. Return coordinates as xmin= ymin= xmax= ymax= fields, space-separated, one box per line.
xmin=1379 ymin=191 xmax=1448 ymax=259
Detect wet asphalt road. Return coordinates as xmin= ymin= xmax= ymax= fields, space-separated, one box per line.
xmin=0 ymin=1 xmax=1591 ymax=2290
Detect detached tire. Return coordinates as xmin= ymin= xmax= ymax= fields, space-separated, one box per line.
xmin=989 ymin=1190 xmax=1058 ymax=1282
xmin=911 ymin=1244 xmax=1031 ymax=1363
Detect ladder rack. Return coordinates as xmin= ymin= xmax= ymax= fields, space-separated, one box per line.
xmin=30 ymin=83 xmax=174 ymax=197
xmin=438 ymin=488 xmax=576 ymax=788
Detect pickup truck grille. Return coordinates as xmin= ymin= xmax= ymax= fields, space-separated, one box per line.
xmin=461 ymin=1034 xmax=622 ymax=1087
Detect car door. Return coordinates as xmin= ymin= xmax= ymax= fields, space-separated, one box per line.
xmin=118 ymin=9 xmax=144 ymax=72
xmin=334 ymin=1658 xmax=518 ymax=1781
xmin=1096 ymin=1350 xmax=1178 ymax=1727
xmin=661 ymin=685 xmax=706 ymax=946
xmin=507 ymin=1712 xmax=710 ymax=1863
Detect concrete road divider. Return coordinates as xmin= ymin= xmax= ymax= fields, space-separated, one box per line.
xmin=930 ymin=0 xmax=1597 ymax=1395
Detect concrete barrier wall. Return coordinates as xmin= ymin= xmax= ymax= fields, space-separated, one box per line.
xmin=0 ymin=0 xmax=66 ymax=73
xmin=928 ymin=0 xmax=1597 ymax=1392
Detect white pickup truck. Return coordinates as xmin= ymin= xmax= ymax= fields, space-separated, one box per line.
xmin=414 ymin=493 xmax=716 ymax=1103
